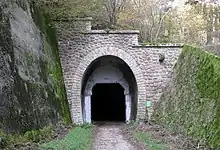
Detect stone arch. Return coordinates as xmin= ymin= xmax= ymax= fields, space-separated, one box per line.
xmin=70 ymin=47 xmax=146 ymax=124
xmin=83 ymin=65 xmax=131 ymax=123
xmin=84 ymin=65 xmax=130 ymax=96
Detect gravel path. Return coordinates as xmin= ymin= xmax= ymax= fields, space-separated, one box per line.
xmin=93 ymin=123 xmax=138 ymax=150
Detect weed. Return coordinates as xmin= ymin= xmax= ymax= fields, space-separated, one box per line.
xmin=41 ymin=126 xmax=94 ymax=150
xmin=135 ymin=131 xmax=167 ymax=150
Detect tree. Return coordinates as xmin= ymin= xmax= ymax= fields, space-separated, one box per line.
xmin=117 ymin=0 xmax=172 ymax=42
xmin=39 ymin=0 xmax=104 ymax=20
xmin=185 ymin=0 xmax=220 ymax=45
xmin=104 ymin=0 xmax=128 ymax=26
xmin=39 ymin=0 xmax=129 ymax=28
xmin=38 ymin=0 xmax=220 ymax=45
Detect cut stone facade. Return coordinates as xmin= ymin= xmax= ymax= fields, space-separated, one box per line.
xmin=54 ymin=18 xmax=183 ymax=124
xmin=84 ymin=65 xmax=131 ymax=123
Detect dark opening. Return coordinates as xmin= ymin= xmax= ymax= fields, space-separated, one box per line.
xmin=91 ymin=83 xmax=125 ymax=122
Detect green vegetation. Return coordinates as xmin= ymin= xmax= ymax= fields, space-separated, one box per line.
xmin=0 ymin=125 xmax=54 ymax=149
xmin=152 ymin=45 xmax=220 ymax=148
xmin=0 ymin=0 xmax=71 ymax=134
xmin=41 ymin=125 xmax=94 ymax=150
xmin=30 ymin=1 xmax=72 ymax=124
xmin=0 ymin=123 xmax=94 ymax=150
xmin=134 ymin=132 xmax=167 ymax=150
xmin=36 ymin=0 xmax=102 ymax=20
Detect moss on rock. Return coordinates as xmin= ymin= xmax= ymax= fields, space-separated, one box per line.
xmin=0 ymin=0 xmax=71 ymax=134
xmin=152 ymin=45 xmax=220 ymax=148
xmin=30 ymin=1 xmax=71 ymax=124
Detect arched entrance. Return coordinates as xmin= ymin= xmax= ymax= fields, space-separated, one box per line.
xmin=81 ymin=56 xmax=137 ymax=123
xmin=70 ymin=47 xmax=146 ymax=124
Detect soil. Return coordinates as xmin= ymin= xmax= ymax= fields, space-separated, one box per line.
xmin=92 ymin=122 xmax=142 ymax=150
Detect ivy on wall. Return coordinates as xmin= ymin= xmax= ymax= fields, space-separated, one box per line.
xmin=152 ymin=45 xmax=220 ymax=148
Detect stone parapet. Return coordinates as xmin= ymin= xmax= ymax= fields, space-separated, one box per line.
xmin=53 ymin=17 xmax=92 ymax=32
xmin=133 ymin=43 xmax=184 ymax=48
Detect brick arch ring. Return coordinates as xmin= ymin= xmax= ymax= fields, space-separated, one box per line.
xmin=70 ymin=47 xmax=147 ymax=124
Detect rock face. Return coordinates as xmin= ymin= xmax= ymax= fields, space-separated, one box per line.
xmin=0 ymin=0 xmax=71 ymax=133
xmin=152 ymin=45 xmax=220 ymax=148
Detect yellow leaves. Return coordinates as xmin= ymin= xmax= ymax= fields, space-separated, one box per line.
xmin=117 ymin=9 xmax=137 ymax=23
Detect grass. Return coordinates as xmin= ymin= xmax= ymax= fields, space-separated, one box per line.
xmin=40 ymin=125 xmax=94 ymax=150
xmin=134 ymin=131 xmax=168 ymax=150
xmin=0 ymin=125 xmax=55 ymax=149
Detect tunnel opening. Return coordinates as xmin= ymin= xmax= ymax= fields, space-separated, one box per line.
xmin=91 ymin=83 xmax=125 ymax=123
xmin=81 ymin=55 xmax=138 ymax=123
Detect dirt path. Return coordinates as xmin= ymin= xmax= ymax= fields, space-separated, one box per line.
xmin=92 ymin=123 xmax=139 ymax=150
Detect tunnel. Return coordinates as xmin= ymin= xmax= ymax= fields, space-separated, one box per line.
xmin=91 ymin=83 xmax=126 ymax=122
xmin=81 ymin=55 xmax=138 ymax=123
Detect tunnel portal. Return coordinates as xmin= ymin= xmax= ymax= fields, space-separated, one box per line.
xmin=81 ymin=55 xmax=138 ymax=123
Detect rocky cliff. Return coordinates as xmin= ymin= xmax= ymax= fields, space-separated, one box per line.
xmin=0 ymin=0 xmax=71 ymax=133
xmin=152 ymin=45 xmax=220 ymax=148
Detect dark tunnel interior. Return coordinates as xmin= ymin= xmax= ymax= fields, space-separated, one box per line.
xmin=91 ymin=83 xmax=126 ymax=122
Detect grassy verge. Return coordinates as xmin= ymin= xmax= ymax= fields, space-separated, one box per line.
xmin=0 ymin=125 xmax=55 ymax=149
xmin=134 ymin=131 xmax=168 ymax=150
xmin=40 ymin=125 xmax=94 ymax=150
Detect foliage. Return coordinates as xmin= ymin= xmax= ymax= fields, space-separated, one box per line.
xmin=36 ymin=0 xmax=105 ymax=22
xmin=118 ymin=0 xmax=172 ymax=42
xmin=0 ymin=0 xmax=71 ymax=133
xmin=41 ymin=125 xmax=94 ymax=150
xmin=30 ymin=1 xmax=72 ymax=124
xmin=36 ymin=0 xmax=129 ymax=29
xmin=0 ymin=126 xmax=54 ymax=149
xmin=164 ymin=4 xmax=207 ymax=45
xmin=152 ymin=45 xmax=220 ymax=148
xmin=134 ymin=132 xmax=168 ymax=150
xmin=0 ymin=121 xmax=77 ymax=149
xmin=33 ymin=0 xmax=220 ymax=45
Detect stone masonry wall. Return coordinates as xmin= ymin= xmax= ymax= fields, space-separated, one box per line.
xmin=152 ymin=45 xmax=220 ymax=148
xmin=135 ymin=45 xmax=182 ymax=116
xmin=54 ymin=18 xmax=183 ymax=123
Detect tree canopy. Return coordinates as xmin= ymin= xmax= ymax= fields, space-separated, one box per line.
xmin=38 ymin=0 xmax=220 ymax=45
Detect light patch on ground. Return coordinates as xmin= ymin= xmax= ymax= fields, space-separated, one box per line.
xmin=93 ymin=124 xmax=137 ymax=150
